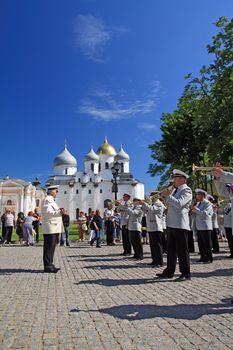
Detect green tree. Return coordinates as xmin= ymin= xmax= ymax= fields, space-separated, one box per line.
xmin=148 ymin=17 xmax=233 ymax=190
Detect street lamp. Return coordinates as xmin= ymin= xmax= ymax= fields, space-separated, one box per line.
xmin=111 ymin=160 xmax=121 ymax=200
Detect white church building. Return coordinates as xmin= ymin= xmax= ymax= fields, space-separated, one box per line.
xmin=46 ymin=137 xmax=144 ymax=221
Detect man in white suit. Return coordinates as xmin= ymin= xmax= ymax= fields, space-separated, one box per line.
xmin=42 ymin=185 xmax=63 ymax=273
xmin=192 ymin=189 xmax=213 ymax=263
xmin=157 ymin=169 xmax=192 ymax=282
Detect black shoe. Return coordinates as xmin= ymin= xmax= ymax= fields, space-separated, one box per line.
xmin=96 ymin=245 xmax=101 ymax=248
xmin=203 ymin=260 xmax=213 ymax=264
xmin=197 ymin=259 xmax=204 ymax=263
xmin=134 ymin=257 xmax=143 ymax=261
xmin=174 ymin=274 xmax=191 ymax=282
xmin=147 ymin=262 xmax=156 ymax=266
xmin=156 ymin=273 xmax=173 ymax=279
xmin=44 ymin=267 xmax=60 ymax=273
xmin=226 ymin=255 xmax=233 ymax=259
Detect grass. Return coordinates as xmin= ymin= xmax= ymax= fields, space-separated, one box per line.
xmin=0 ymin=224 xmax=85 ymax=242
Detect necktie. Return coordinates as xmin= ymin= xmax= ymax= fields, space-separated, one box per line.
xmin=172 ymin=187 xmax=178 ymax=196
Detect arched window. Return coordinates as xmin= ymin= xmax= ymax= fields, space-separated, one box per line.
xmin=36 ymin=199 xmax=40 ymax=207
xmin=7 ymin=200 xmax=12 ymax=206
xmin=100 ymin=189 xmax=102 ymax=194
xmin=88 ymin=189 xmax=91 ymax=194
xmin=105 ymin=162 xmax=109 ymax=169
xmin=65 ymin=168 xmax=68 ymax=175
xmin=91 ymin=163 xmax=94 ymax=172
xmin=76 ymin=208 xmax=80 ymax=219
xmin=121 ymin=163 xmax=124 ymax=173
xmin=99 ymin=164 xmax=101 ymax=172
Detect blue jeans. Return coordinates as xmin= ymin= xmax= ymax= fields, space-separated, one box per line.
xmin=92 ymin=230 xmax=101 ymax=247
xmin=60 ymin=226 xmax=70 ymax=246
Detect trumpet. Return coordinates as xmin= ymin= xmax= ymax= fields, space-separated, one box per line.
xmin=192 ymin=164 xmax=233 ymax=173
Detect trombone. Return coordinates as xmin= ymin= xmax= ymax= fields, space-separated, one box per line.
xmin=192 ymin=164 xmax=233 ymax=175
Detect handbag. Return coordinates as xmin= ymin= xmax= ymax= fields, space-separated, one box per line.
xmin=81 ymin=223 xmax=87 ymax=231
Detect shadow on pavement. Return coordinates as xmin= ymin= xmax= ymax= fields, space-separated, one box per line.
xmin=75 ymin=277 xmax=169 ymax=287
xmin=70 ymin=298 xmax=233 ymax=321
xmin=82 ymin=264 xmax=149 ymax=270
xmin=0 ymin=268 xmax=44 ymax=275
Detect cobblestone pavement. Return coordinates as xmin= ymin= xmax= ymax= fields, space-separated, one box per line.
xmin=0 ymin=241 xmax=233 ymax=350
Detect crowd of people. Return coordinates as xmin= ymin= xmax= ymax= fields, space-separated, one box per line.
xmin=0 ymin=166 xmax=232 ymax=281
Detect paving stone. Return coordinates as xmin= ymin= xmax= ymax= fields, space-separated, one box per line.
xmin=0 ymin=241 xmax=232 ymax=350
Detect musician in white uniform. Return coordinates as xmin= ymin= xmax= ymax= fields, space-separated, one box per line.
xmin=42 ymin=185 xmax=63 ymax=273
xmin=157 ymin=169 xmax=192 ymax=282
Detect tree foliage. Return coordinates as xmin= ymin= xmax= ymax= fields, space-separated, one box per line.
xmin=148 ymin=17 xmax=233 ymax=190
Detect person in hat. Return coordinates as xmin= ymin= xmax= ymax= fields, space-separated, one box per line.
xmin=157 ymin=169 xmax=192 ymax=281
xmin=116 ymin=193 xmax=132 ymax=255
xmin=207 ymin=194 xmax=220 ymax=253
xmin=139 ymin=192 xmax=166 ymax=267
xmin=42 ymin=185 xmax=63 ymax=273
xmin=122 ymin=197 xmax=143 ymax=260
xmin=192 ymin=189 xmax=213 ymax=263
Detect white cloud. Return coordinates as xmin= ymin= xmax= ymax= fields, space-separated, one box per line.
xmin=138 ymin=123 xmax=157 ymax=131
xmin=73 ymin=14 xmax=126 ymax=62
xmin=79 ymin=80 xmax=160 ymax=121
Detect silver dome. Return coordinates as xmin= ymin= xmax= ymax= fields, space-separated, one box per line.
xmin=53 ymin=146 xmax=77 ymax=167
xmin=84 ymin=146 xmax=99 ymax=161
xmin=115 ymin=145 xmax=130 ymax=160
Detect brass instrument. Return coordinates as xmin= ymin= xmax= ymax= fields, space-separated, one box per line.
xmin=192 ymin=164 xmax=233 ymax=174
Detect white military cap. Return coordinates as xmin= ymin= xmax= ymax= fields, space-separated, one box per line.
xmin=172 ymin=169 xmax=189 ymax=179
xmin=206 ymin=194 xmax=214 ymax=201
xmin=123 ymin=193 xmax=131 ymax=198
xmin=150 ymin=190 xmax=160 ymax=197
xmin=195 ymin=188 xmax=207 ymax=196
xmin=47 ymin=185 xmax=59 ymax=192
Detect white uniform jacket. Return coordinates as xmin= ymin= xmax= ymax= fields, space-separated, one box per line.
xmin=212 ymin=205 xmax=219 ymax=229
xmin=193 ymin=199 xmax=213 ymax=231
xmin=165 ymin=184 xmax=192 ymax=230
xmin=117 ymin=203 xmax=130 ymax=228
xmin=125 ymin=205 xmax=143 ymax=232
xmin=41 ymin=195 xmax=63 ymax=234
xmin=214 ymin=171 xmax=233 ymax=229
xmin=142 ymin=200 xmax=165 ymax=232
xmin=224 ymin=203 xmax=232 ymax=228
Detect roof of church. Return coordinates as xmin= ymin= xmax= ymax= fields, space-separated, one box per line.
xmin=84 ymin=146 xmax=99 ymax=161
xmin=97 ymin=137 xmax=117 ymax=156
xmin=54 ymin=146 xmax=77 ymax=167
xmin=115 ymin=145 xmax=130 ymax=160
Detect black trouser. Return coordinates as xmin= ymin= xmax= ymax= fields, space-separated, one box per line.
xmin=211 ymin=228 xmax=220 ymax=252
xmin=163 ymin=228 xmax=190 ymax=277
xmin=43 ymin=234 xmax=59 ymax=268
xmin=162 ymin=230 xmax=167 ymax=253
xmin=5 ymin=226 xmax=13 ymax=243
xmin=122 ymin=225 xmax=131 ymax=254
xmin=129 ymin=230 xmax=143 ymax=259
xmin=148 ymin=231 xmax=163 ymax=265
xmin=225 ymin=227 xmax=233 ymax=256
xmin=197 ymin=230 xmax=213 ymax=262
xmin=105 ymin=220 xmax=113 ymax=245
xmin=33 ymin=222 xmax=40 ymax=242
xmin=188 ymin=230 xmax=195 ymax=253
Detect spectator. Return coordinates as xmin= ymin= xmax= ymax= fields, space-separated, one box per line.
xmin=4 ymin=209 xmax=15 ymax=244
xmin=23 ymin=211 xmax=37 ymax=246
xmin=60 ymin=208 xmax=70 ymax=246
xmin=77 ymin=211 xmax=87 ymax=241
xmin=33 ymin=208 xmax=41 ymax=243
xmin=16 ymin=212 xmax=24 ymax=244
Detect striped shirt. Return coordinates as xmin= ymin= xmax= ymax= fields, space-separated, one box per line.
xmin=5 ymin=213 xmax=14 ymax=227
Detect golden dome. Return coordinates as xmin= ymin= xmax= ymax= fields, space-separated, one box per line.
xmin=97 ymin=137 xmax=117 ymax=156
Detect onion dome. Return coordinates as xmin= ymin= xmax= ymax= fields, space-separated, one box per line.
xmin=53 ymin=145 xmax=77 ymax=167
xmin=115 ymin=145 xmax=130 ymax=160
xmin=84 ymin=146 xmax=99 ymax=161
xmin=97 ymin=137 xmax=117 ymax=156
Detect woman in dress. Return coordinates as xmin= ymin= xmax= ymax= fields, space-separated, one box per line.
xmin=77 ymin=211 xmax=87 ymax=241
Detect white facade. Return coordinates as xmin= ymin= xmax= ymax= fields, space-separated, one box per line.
xmin=0 ymin=178 xmax=45 ymax=219
xmin=46 ymin=138 xmax=145 ymax=222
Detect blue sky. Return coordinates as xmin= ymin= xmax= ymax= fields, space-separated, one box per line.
xmin=0 ymin=0 xmax=232 ymax=193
